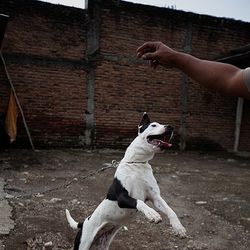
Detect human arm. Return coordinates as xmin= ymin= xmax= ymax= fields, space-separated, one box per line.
xmin=137 ymin=41 xmax=250 ymax=99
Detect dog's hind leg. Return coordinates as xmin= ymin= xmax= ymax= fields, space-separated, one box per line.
xmin=152 ymin=195 xmax=186 ymax=237
xmin=78 ymin=221 xmax=120 ymax=250
xmin=89 ymin=224 xmax=121 ymax=250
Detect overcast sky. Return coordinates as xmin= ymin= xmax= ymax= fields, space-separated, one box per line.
xmin=40 ymin=0 xmax=250 ymax=23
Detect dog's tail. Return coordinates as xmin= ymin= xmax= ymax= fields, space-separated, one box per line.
xmin=65 ymin=209 xmax=82 ymax=230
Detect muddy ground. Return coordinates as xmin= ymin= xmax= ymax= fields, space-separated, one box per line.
xmin=0 ymin=149 xmax=250 ymax=250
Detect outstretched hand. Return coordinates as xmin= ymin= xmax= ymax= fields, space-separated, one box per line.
xmin=136 ymin=41 xmax=250 ymax=99
xmin=136 ymin=41 xmax=177 ymax=69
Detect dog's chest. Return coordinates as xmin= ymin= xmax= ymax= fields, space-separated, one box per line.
xmin=130 ymin=177 xmax=153 ymax=201
xmin=115 ymin=163 xmax=158 ymax=200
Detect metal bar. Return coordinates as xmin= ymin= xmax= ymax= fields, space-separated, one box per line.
xmin=234 ymin=97 xmax=244 ymax=152
xmin=180 ymin=19 xmax=192 ymax=151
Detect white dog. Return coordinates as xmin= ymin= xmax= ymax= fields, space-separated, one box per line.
xmin=66 ymin=113 xmax=186 ymax=249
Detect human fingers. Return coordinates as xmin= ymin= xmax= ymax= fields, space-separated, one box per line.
xmin=136 ymin=42 xmax=158 ymax=58
xmin=141 ymin=52 xmax=158 ymax=61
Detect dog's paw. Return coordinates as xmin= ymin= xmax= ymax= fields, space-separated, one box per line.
xmin=137 ymin=200 xmax=162 ymax=223
xmin=145 ymin=207 xmax=162 ymax=223
xmin=171 ymin=221 xmax=187 ymax=238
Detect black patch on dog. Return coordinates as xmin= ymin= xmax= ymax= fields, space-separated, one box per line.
xmin=138 ymin=112 xmax=151 ymax=133
xmin=74 ymin=227 xmax=82 ymax=250
xmin=139 ymin=123 xmax=150 ymax=133
xmin=78 ymin=222 xmax=83 ymax=228
xmin=106 ymin=178 xmax=137 ymax=209
xmin=73 ymin=222 xmax=83 ymax=249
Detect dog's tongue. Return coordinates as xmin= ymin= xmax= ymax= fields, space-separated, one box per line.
xmin=152 ymin=139 xmax=172 ymax=148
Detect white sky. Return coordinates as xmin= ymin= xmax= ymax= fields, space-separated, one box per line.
xmin=40 ymin=0 xmax=250 ymax=23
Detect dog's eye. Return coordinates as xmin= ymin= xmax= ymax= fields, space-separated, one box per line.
xmin=151 ymin=124 xmax=156 ymax=127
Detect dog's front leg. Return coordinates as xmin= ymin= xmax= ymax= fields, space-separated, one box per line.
xmin=136 ymin=200 xmax=162 ymax=223
xmin=117 ymin=192 xmax=162 ymax=223
xmin=153 ymin=195 xmax=186 ymax=237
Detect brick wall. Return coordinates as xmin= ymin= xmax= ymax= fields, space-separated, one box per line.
xmin=94 ymin=1 xmax=250 ymax=151
xmin=0 ymin=0 xmax=250 ymax=151
xmin=0 ymin=0 xmax=87 ymax=147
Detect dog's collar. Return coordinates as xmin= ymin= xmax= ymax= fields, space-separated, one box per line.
xmin=126 ymin=161 xmax=147 ymax=164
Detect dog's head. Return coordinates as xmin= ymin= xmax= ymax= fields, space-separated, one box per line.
xmin=138 ymin=113 xmax=173 ymax=152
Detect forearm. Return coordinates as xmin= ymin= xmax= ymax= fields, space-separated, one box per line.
xmin=137 ymin=41 xmax=250 ymax=99
xmin=173 ymin=52 xmax=247 ymax=97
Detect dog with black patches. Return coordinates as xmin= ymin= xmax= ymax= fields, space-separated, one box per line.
xmin=66 ymin=113 xmax=186 ymax=250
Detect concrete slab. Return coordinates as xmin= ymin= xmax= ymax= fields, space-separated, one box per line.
xmin=0 ymin=178 xmax=14 ymax=235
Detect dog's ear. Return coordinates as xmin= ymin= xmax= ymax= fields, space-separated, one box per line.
xmin=138 ymin=112 xmax=151 ymax=133
xmin=139 ymin=112 xmax=151 ymax=126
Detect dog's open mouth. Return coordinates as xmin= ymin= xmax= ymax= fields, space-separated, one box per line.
xmin=147 ymin=131 xmax=173 ymax=149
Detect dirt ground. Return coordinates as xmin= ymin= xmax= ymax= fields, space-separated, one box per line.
xmin=0 ymin=149 xmax=250 ymax=250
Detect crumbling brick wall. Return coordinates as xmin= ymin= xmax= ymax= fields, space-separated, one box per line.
xmin=0 ymin=0 xmax=250 ymax=151
xmin=0 ymin=0 xmax=87 ymax=147
xmin=92 ymin=1 xmax=250 ymax=151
